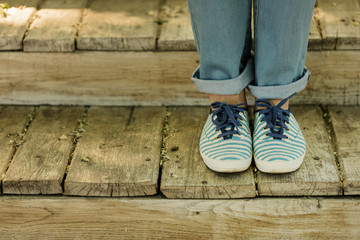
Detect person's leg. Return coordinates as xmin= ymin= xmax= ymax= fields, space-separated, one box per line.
xmin=250 ymin=0 xmax=316 ymax=173
xmin=187 ymin=0 xmax=253 ymax=173
xmin=249 ymin=0 xmax=316 ymax=108
xmin=187 ymin=0 xmax=253 ymax=107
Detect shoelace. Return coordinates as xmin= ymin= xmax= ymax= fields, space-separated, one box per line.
xmin=255 ymin=92 xmax=297 ymax=140
xmin=210 ymin=102 xmax=247 ymax=140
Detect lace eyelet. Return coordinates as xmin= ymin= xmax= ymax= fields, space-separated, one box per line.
xmin=263 ymin=127 xmax=266 ymax=130
xmin=260 ymin=119 xmax=263 ymax=123
xmin=216 ymin=136 xmax=219 ymax=139
xmin=286 ymin=128 xmax=290 ymax=132
xmin=265 ymin=133 xmax=269 ymax=137
xmin=286 ymin=136 xmax=289 ymax=139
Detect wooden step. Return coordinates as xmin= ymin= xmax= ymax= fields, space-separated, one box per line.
xmin=0 ymin=0 xmax=360 ymax=105
xmin=1 ymin=50 xmax=360 ymax=105
xmin=0 ymin=104 xmax=358 ymax=198
xmin=0 ymin=196 xmax=359 ymax=239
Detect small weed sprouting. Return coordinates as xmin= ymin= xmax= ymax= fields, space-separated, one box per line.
xmin=0 ymin=3 xmax=9 ymax=18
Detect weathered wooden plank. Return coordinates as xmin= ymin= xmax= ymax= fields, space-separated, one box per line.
xmin=160 ymin=107 xmax=256 ymax=198
xmin=257 ymin=106 xmax=342 ymax=196
xmin=302 ymin=50 xmax=360 ymax=105
xmin=317 ymin=0 xmax=360 ymax=50
xmin=0 ymin=196 xmax=359 ymax=239
xmin=2 ymin=106 xmax=84 ymax=194
xmin=0 ymin=50 xmax=359 ymax=106
xmin=23 ymin=0 xmax=87 ymax=52
xmin=0 ymin=106 xmax=34 ymax=191
xmin=0 ymin=0 xmax=39 ymax=50
xmin=329 ymin=106 xmax=360 ymax=195
xmin=157 ymin=0 xmax=196 ymax=51
xmin=77 ymin=0 xmax=159 ymax=51
xmin=64 ymin=106 xmax=164 ymax=197
xmin=309 ymin=7 xmax=323 ymax=50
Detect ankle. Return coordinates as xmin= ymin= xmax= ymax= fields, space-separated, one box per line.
xmin=208 ymin=90 xmax=247 ymax=110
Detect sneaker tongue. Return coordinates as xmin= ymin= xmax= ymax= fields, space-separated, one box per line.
xmin=272 ymin=118 xmax=283 ymax=133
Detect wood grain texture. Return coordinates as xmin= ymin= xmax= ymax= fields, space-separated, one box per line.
xmin=0 ymin=196 xmax=359 ymax=239
xmin=309 ymin=7 xmax=323 ymax=50
xmin=329 ymin=106 xmax=360 ymax=195
xmin=64 ymin=106 xmax=165 ymax=197
xmin=157 ymin=0 xmax=196 ymax=51
xmin=0 ymin=0 xmax=39 ymax=50
xmin=0 ymin=51 xmax=359 ymax=106
xmin=257 ymin=106 xmax=342 ymax=196
xmin=317 ymin=0 xmax=360 ymax=50
xmin=23 ymin=0 xmax=87 ymax=52
xmin=160 ymin=107 xmax=256 ymax=199
xmin=2 ymin=106 xmax=84 ymax=194
xmin=77 ymin=0 xmax=159 ymax=51
xmin=0 ymin=106 xmax=34 ymax=189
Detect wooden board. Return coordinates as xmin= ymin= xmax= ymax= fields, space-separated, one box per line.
xmin=0 ymin=106 xmax=34 ymax=190
xmin=0 ymin=50 xmax=359 ymax=106
xmin=157 ymin=0 xmax=196 ymax=51
xmin=64 ymin=106 xmax=165 ymax=197
xmin=0 ymin=196 xmax=359 ymax=239
xmin=0 ymin=0 xmax=39 ymax=50
xmin=160 ymin=107 xmax=256 ymax=198
xmin=309 ymin=7 xmax=323 ymax=50
xmin=2 ymin=106 xmax=84 ymax=194
xmin=77 ymin=0 xmax=159 ymax=51
xmin=23 ymin=0 xmax=87 ymax=52
xmin=257 ymin=106 xmax=342 ymax=196
xmin=317 ymin=0 xmax=360 ymax=50
xmin=329 ymin=106 xmax=360 ymax=195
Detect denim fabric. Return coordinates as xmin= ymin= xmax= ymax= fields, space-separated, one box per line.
xmin=187 ymin=0 xmax=316 ymax=99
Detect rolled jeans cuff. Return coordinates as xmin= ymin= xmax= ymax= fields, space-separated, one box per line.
xmin=190 ymin=57 xmax=254 ymax=95
xmin=247 ymin=67 xmax=311 ymax=99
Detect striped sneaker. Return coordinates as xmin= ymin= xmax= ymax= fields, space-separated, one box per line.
xmin=199 ymin=102 xmax=252 ymax=173
xmin=253 ymin=93 xmax=306 ymax=173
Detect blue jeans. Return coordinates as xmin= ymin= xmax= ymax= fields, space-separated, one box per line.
xmin=187 ymin=0 xmax=316 ymax=99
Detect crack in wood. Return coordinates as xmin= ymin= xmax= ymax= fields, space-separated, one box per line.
xmin=319 ymin=104 xmax=346 ymax=195
xmin=61 ymin=106 xmax=89 ymax=194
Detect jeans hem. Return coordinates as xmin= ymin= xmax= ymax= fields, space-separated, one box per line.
xmin=190 ymin=57 xmax=254 ymax=95
xmin=247 ymin=67 xmax=310 ymax=99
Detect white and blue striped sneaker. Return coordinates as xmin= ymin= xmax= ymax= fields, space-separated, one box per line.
xmin=199 ymin=102 xmax=252 ymax=173
xmin=253 ymin=93 xmax=306 ymax=173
